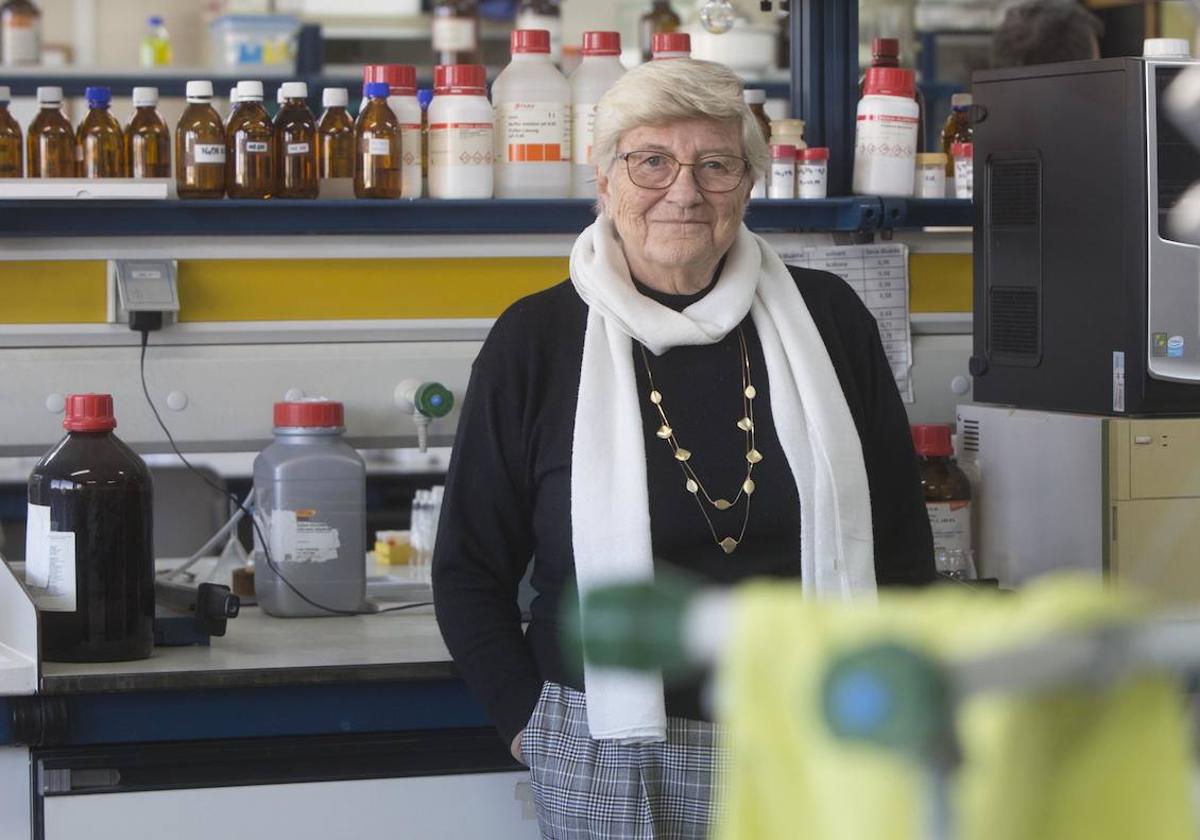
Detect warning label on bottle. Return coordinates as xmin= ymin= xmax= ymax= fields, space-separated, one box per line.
xmin=194 ymin=143 xmax=226 ymax=164
xmin=24 ymin=503 xmax=77 ymax=612
xmin=495 ymin=102 xmax=570 ymax=163
xmin=401 ymin=126 xmax=422 ymax=197
xmin=286 ymin=142 xmax=311 ymax=155
xmin=246 ymin=141 xmax=269 ymax=153
xmin=430 ymin=123 xmax=494 ymax=167
xmin=2 ymin=21 xmax=41 ymax=65
xmin=925 ymin=501 xmax=971 ymax=554
xmin=270 ymin=509 xmax=341 ymax=564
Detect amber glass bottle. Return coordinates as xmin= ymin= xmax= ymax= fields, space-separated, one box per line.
xmin=941 ymin=93 xmax=973 ymax=178
xmin=0 ymin=86 xmax=22 ymax=177
xmin=126 ymin=86 xmax=170 ymax=178
xmin=317 ymin=86 xmax=354 ymax=179
xmin=274 ymin=81 xmax=318 ymax=198
xmin=77 ymin=87 xmax=126 ymax=178
xmin=639 ymin=0 xmax=680 ymax=63
xmin=176 ymin=80 xmax=225 ymax=198
xmin=354 ymin=82 xmax=400 ymax=199
xmin=432 ymin=0 xmax=481 ymax=67
xmin=911 ymin=424 xmax=974 ymax=579
xmin=226 ymin=80 xmax=273 ymax=199
xmin=27 ymin=86 xmax=74 ymax=178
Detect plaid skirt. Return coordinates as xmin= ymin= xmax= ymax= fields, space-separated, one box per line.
xmin=522 ymin=681 xmax=726 ymax=840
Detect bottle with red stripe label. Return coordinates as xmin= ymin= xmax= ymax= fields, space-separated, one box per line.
xmin=428 ymin=64 xmax=493 ymax=199
xmin=851 ymin=66 xmax=918 ymax=197
xmin=492 ymin=29 xmax=570 ymax=198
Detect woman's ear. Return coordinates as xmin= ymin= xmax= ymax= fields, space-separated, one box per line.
xmin=595 ymin=165 xmax=611 ymax=217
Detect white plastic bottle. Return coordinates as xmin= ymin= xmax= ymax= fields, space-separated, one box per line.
xmin=569 ymin=31 xmax=624 ymax=199
xmin=651 ymin=31 xmax=690 ymax=60
xmin=768 ymin=144 xmax=795 ymax=199
xmin=852 ymin=66 xmax=919 ymax=197
xmin=492 ymin=29 xmax=570 ymax=198
xmin=428 ymin=64 xmax=493 ymax=199
xmin=389 ymin=66 xmax=422 ymax=198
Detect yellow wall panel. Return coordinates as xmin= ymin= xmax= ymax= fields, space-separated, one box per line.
xmin=177 ymin=258 xmax=570 ymax=321
xmin=909 ymin=253 xmax=972 ymax=313
xmin=0 ymin=261 xmax=107 ymax=323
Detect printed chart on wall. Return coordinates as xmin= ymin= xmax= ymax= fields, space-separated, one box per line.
xmin=775 ymin=242 xmax=913 ymax=402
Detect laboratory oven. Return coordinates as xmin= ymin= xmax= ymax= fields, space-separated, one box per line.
xmin=969 ymin=57 xmax=1200 ymax=415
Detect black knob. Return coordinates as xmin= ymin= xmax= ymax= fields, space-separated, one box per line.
xmin=969 ymin=355 xmax=989 ymax=377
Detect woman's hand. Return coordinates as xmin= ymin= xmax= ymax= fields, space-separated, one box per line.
xmin=511 ymin=729 xmax=525 ymax=764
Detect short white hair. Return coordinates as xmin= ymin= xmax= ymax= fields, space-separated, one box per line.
xmin=592 ymin=58 xmax=771 ymax=185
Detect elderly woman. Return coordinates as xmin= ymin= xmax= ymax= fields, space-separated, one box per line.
xmin=433 ymin=59 xmax=934 ymax=837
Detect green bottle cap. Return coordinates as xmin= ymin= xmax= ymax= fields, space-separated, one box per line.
xmin=414 ymin=382 xmax=454 ymax=419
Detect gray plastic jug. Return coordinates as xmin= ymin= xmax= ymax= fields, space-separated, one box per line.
xmin=253 ymin=399 xmax=366 ymax=617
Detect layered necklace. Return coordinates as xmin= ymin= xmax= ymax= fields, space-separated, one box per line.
xmin=638 ymin=325 xmax=762 ymax=555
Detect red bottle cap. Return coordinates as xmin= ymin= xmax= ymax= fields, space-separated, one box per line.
xmin=274 ymin=400 xmax=345 ymax=429
xmin=583 ymin=31 xmax=621 ymax=56
xmin=911 ymin=424 xmax=954 ymax=457
xmin=363 ymin=64 xmax=417 ymax=95
xmin=771 ymin=144 xmax=796 ymax=160
xmin=799 ymin=147 xmax=829 ymax=161
xmin=64 ymin=393 xmax=116 ymax=432
xmin=951 ymin=141 xmax=974 ymax=158
xmin=434 ymin=64 xmax=487 ymax=95
xmin=863 ymin=66 xmax=915 ymax=98
xmin=512 ymin=29 xmax=551 ymax=54
xmin=871 ymin=37 xmax=900 ymax=60
xmin=651 ymin=32 xmax=691 ymax=56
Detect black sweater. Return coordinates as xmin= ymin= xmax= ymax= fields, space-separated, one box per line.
xmin=432 ymin=267 xmax=935 ymax=745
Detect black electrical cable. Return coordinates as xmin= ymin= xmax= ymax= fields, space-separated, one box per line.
xmin=138 ymin=329 xmax=431 ymax=616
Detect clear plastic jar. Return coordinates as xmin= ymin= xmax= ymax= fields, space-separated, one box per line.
xmin=913 ymin=152 xmax=947 ymax=198
xmin=768 ymin=143 xmax=795 ymax=199
xmin=797 ymin=147 xmax=828 ymax=199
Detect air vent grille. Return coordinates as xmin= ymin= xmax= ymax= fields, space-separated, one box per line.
xmin=989 ymin=159 xmax=1040 ymax=227
xmin=989 ymin=286 xmax=1040 ymax=357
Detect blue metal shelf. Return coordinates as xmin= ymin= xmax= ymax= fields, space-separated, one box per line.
xmin=879 ymin=197 xmax=975 ymax=228
xmin=0 ymin=197 xmax=886 ymax=237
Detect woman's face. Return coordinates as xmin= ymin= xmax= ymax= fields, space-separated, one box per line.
xmin=597 ymin=118 xmax=750 ymax=275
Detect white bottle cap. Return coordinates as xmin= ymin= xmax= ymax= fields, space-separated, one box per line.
xmin=237 ymin=80 xmax=264 ymax=101
xmin=132 ymin=86 xmax=159 ymax=107
xmin=0 ymin=85 xmax=9 ymax=102
xmin=1144 ymin=38 xmax=1191 ymax=59
xmin=950 ymin=92 xmax=973 ymax=108
xmin=229 ymin=86 xmax=240 ymax=104
xmin=323 ymin=87 xmax=348 ymax=108
xmin=37 ymin=86 xmax=63 ymax=105
xmin=186 ymin=80 xmax=214 ymax=100
xmin=280 ymin=81 xmax=308 ymax=100
xmin=276 ymin=87 xmax=285 ymax=104
xmin=742 ymin=89 xmax=766 ymax=105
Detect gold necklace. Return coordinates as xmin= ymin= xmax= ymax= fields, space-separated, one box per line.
xmin=639 ymin=326 xmax=763 ymax=555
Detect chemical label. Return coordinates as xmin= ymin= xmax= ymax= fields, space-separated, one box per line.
xmin=572 ymin=102 xmax=598 ymax=166
xmin=1113 ymin=351 xmax=1126 ymax=412
xmin=925 ymin=501 xmax=971 ymax=554
xmin=401 ymin=126 xmax=422 ymax=196
xmin=854 ymin=113 xmax=918 ymax=158
xmin=245 ymin=140 xmax=269 ymax=153
xmin=495 ymin=102 xmax=570 ymax=163
xmin=271 ymin=509 xmax=341 ymax=564
xmin=954 ymin=159 xmax=974 ymax=199
xmin=24 ymin=503 xmax=76 ymax=612
xmin=194 ymin=143 xmax=226 ymax=164
xmin=432 ymin=16 xmax=476 ymax=53
xmin=430 ymin=123 xmax=494 ymax=167
xmin=916 ymin=168 xmax=944 ymax=198
xmin=286 ymin=142 xmax=311 ymax=155
xmin=1 ymin=20 xmax=41 ymax=65
xmin=367 ymin=137 xmax=393 ymax=156
xmin=798 ymin=161 xmax=827 ymax=198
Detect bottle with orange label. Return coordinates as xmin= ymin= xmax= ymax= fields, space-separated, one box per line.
xmin=911 ymin=424 xmax=974 ymax=579
xmin=492 ymin=29 xmax=570 ymax=198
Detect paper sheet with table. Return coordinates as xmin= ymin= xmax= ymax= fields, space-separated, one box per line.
xmin=776 ymin=242 xmax=913 ymax=402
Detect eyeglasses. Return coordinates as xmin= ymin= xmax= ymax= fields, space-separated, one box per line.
xmin=617 ymin=150 xmax=749 ymax=193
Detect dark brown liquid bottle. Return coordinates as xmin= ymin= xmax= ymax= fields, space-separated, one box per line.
xmin=355 ymin=83 xmax=401 ymax=199
xmin=911 ymin=424 xmax=974 ymax=579
xmin=27 ymin=86 xmax=75 ymax=178
xmin=78 ymin=86 xmax=126 ymax=178
xmin=126 ymin=87 xmax=171 ymax=178
xmin=274 ymin=81 xmax=318 ymax=198
xmin=317 ymin=87 xmax=354 ymax=179
xmin=0 ymin=88 xmax=22 ymax=177
xmin=26 ymin=394 xmax=154 ymax=663
xmin=639 ymin=0 xmax=680 ymax=63
xmin=941 ymin=93 xmax=973 ymax=177
xmin=226 ymin=80 xmax=273 ymax=199
xmin=432 ymin=0 xmax=481 ymax=67
xmin=176 ymin=80 xmax=226 ymax=199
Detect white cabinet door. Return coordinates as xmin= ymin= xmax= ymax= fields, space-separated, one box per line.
xmin=44 ymin=770 xmax=541 ymax=840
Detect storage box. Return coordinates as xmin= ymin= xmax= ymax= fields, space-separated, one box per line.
xmin=210 ymin=14 xmax=300 ymax=70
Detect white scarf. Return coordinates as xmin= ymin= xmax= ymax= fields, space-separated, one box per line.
xmin=569 ymin=217 xmax=877 ymax=743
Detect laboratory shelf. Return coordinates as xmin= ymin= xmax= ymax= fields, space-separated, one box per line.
xmin=0 ymin=196 xmax=888 ymax=237
xmin=879 ymin=197 xmax=975 ymax=229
